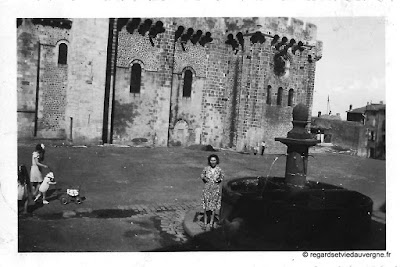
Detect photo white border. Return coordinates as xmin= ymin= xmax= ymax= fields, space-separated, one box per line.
xmin=1 ymin=0 xmax=398 ymax=266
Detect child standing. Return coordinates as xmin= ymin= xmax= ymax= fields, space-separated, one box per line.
xmin=18 ymin=165 xmax=31 ymax=214
xmin=30 ymin=144 xmax=49 ymax=196
xmin=261 ymin=141 xmax=266 ymax=156
xmin=34 ymin=172 xmax=56 ymax=204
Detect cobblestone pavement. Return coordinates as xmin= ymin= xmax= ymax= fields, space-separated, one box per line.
xmin=123 ymin=201 xmax=200 ymax=243
xmin=19 ymin=198 xmax=385 ymax=252
xmin=19 ymin=201 xmax=205 ymax=251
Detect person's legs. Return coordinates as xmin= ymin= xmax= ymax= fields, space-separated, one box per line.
xmin=18 ymin=200 xmax=22 ymax=213
xmin=204 ymin=210 xmax=212 ymax=230
xmin=34 ymin=191 xmax=41 ymax=202
xmin=42 ymin=191 xmax=49 ymax=204
xmin=33 ymin=183 xmax=40 ymax=196
xmin=31 ymin=183 xmax=36 ymax=196
xmin=210 ymin=210 xmax=215 ymax=228
xmin=23 ymin=199 xmax=28 ymax=214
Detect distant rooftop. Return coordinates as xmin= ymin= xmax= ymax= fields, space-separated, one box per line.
xmin=347 ymin=103 xmax=385 ymax=114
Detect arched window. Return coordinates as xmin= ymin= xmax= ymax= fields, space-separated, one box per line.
xmin=266 ymin=85 xmax=272 ymax=105
xmin=130 ymin=63 xmax=142 ymax=93
xmin=288 ymin=88 xmax=294 ymax=106
xmin=277 ymin=87 xmax=283 ymax=106
xmin=58 ymin=43 xmax=68 ymax=65
xmin=183 ymin=69 xmax=193 ymax=98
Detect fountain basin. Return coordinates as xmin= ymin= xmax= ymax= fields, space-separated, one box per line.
xmin=220 ymin=177 xmax=373 ymax=245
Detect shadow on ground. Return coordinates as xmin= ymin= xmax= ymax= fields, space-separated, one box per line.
xmin=148 ymin=220 xmax=385 ymax=252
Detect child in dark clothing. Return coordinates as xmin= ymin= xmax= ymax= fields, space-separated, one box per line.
xmin=18 ymin=165 xmax=32 ymax=214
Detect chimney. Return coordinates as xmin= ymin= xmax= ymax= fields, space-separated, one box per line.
xmin=349 ymin=104 xmax=352 ymax=110
xmin=318 ymin=111 xmax=321 ymax=117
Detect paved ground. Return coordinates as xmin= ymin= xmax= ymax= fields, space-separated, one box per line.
xmin=18 ymin=201 xmax=201 ymax=252
xmin=15 ymin=142 xmax=386 ymax=252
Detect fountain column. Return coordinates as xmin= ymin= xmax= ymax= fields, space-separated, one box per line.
xmin=275 ymin=104 xmax=318 ymax=187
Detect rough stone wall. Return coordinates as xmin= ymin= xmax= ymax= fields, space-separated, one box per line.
xmin=17 ymin=22 xmax=39 ymax=138
xmin=200 ymin=40 xmax=231 ymax=147
xmin=313 ymin=118 xmax=363 ymax=149
xmin=17 ymin=19 xmax=71 ymax=139
xmin=34 ymin=23 xmax=71 ymax=45
xmin=113 ymin=67 xmax=158 ymax=143
xmin=170 ymin=72 xmax=205 ymax=146
xmin=365 ymin=110 xmax=386 ymax=159
xmin=36 ymin=44 xmax=68 ymax=138
xmin=169 ymin=21 xmax=219 ymax=147
xmin=202 ymin=18 xmax=319 ymax=152
xmin=117 ymin=30 xmax=159 ymax=70
xmin=114 ymin=18 xmax=175 ymax=146
xmin=174 ymin=42 xmax=207 ymax=78
xmin=18 ymin=17 xmax=321 ymax=152
xmin=228 ymin=22 xmax=317 ymax=153
xmin=34 ymin=23 xmax=71 ymax=138
xmin=152 ymin=20 xmax=176 ymax=146
xmin=65 ymin=18 xmax=109 ymax=144
xmin=223 ymin=53 xmax=242 ymax=148
xmin=357 ymin=126 xmax=368 ymax=158
xmin=112 ymin=17 xmax=321 ymax=151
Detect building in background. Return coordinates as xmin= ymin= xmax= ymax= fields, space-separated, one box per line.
xmin=310 ymin=102 xmax=386 ymax=160
xmin=17 ymin=18 xmax=323 ymax=153
xmin=311 ymin=113 xmax=363 ymax=150
xmin=347 ymin=102 xmax=385 ymax=159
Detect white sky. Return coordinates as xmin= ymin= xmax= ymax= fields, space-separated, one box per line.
xmin=304 ymin=17 xmax=386 ymax=119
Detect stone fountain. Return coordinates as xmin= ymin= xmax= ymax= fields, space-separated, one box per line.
xmin=216 ymin=104 xmax=373 ymax=249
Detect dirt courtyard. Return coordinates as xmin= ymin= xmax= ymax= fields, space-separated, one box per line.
xmin=17 ymin=143 xmax=385 ymax=211
xmin=16 ymin=142 xmax=386 ymax=252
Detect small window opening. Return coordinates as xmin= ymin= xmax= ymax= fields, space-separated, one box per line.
xmin=58 ymin=43 xmax=68 ymax=65
xmin=277 ymin=87 xmax=283 ymax=106
xmin=130 ymin=63 xmax=142 ymax=93
xmin=266 ymin=85 xmax=271 ymax=105
xmin=288 ymin=89 xmax=294 ymax=106
xmin=183 ymin=69 xmax=193 ymax=98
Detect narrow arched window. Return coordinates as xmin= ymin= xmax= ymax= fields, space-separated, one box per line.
xmin=58 ymin=43 xmax=68 ymax=65
xmin=266 ymin=85 xmax=271 ymax=105
xmin=130 ymin=63 xmax=141 ymax=93
xmin=183 ymin=69 xmax=193 ymax=98
xmin=277 ymin=87 xmax=283 ymax=106
xmin=288 ymin=89 xmax=294 ymax=106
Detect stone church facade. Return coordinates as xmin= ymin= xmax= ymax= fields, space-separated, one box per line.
xmin=17 ymin=18 xmax=322 ymax=152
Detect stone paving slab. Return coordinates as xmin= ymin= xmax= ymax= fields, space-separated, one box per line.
xmin=183 ymin=210 xmax=206 ymax=238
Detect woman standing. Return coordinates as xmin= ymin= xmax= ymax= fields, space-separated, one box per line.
xmin=201 ymin=154 xmax=224 ymax=230
xmin=30 ymin=144 xmax=49 ymax=196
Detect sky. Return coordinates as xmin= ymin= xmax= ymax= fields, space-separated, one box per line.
xmin=303 ymin=17 xmax=386 ymax=119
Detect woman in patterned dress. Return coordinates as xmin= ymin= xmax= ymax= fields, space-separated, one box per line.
xmin=201 ymin=154 xmax=224 ymax=230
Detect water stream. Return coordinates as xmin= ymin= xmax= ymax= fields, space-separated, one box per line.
xmin=258 ymin=154 xmax=287 ymax=195
xmin=265 ymin=154 xmax=286 ymax=178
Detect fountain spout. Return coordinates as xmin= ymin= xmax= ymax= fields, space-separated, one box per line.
xmin=275 ymin=104 xmax=318 ymax=187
